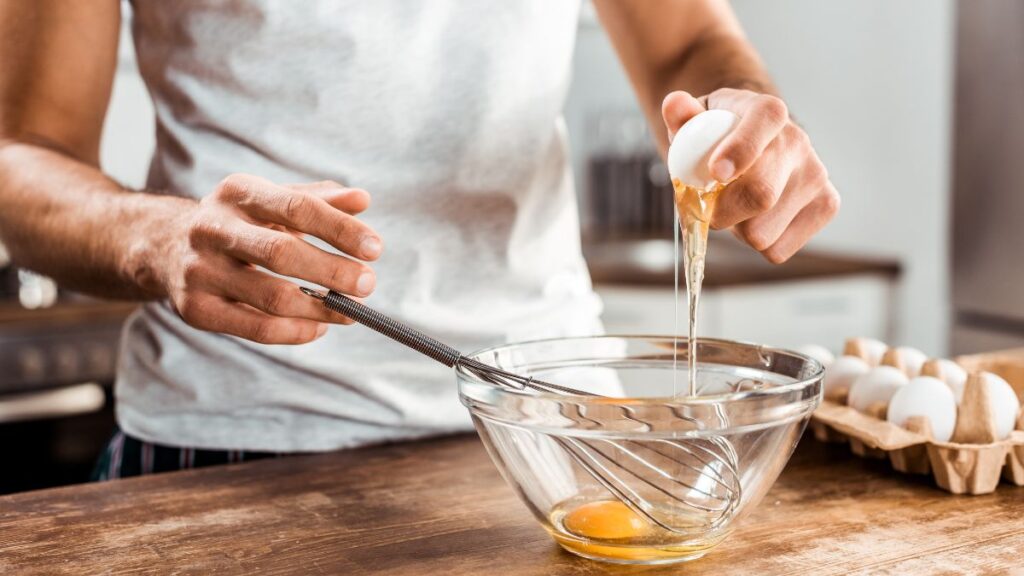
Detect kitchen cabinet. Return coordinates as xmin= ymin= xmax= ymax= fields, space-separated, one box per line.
xmin=598 ymin=275 xmax=892 ymax=350
xmin=588 ymin=237 xmax=900 ymax=351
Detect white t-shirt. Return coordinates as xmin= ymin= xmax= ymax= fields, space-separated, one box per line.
xmin=116 ymin=0 xmax=603 ymax=451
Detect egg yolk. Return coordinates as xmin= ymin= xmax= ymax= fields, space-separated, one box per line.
xmin=562 ymin=500 xmax=649 ymax=540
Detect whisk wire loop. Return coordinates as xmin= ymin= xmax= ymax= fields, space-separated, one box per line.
xmin=302 ymin=287 xmax=741 ymax=535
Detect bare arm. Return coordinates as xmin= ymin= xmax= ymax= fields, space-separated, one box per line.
xmin=0 ymin=1 xmax=381 ymax=343
xmin=595 ymin=0 xmax=838 ymax=263
xmin=0 ymin=0 xmax=177 ymax=297
xmin=594 ymin=0 xmax=774 ymax=155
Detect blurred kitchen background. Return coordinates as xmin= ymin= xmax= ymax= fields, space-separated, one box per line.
xmin=2 ymin=0 xmax=1021 ymax=493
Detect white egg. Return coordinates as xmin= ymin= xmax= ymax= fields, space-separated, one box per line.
xmin=845 ymin=337 xmax=887 ymax=366
xmin=980 ymin=372 xmax=1021 ymax=440
xmin=861 ymin=339 xmax=887 ymax=366
xmin=934 ymin=359 xmax=968 ymax=400
xmin=666 ymin=110 xmax=739 ymax=190
xmin=848 ymin=365 xmax=908 ymax=413
xmin=797 ymin=344 xmax=835 ymax=369
xmin=823 ymin=355 xmax=869 ymax=399
xmin=886 ymin=376 xmax=958 ymax=442
xmin=895 ymin=346 xmax=928 ymax=377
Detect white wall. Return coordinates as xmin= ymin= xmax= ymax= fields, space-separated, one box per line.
xmin=99 ymin=15 xmax=154 ymax=190
xmin=566 ymin=0 xmax=955 ymax=355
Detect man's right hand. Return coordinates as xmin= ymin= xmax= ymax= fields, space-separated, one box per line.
xmin=162 ymin=174 xmax=382 ymax=345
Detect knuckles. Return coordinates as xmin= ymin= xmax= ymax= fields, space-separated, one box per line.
xmin=179 ymin=254 xmax=207 ymax=290
xmin=739 ymin=178 xmax=778 ymax=214
xmin=822 ymin=186 xmax=841 ymax=216
xmin=803 ymin=157 xmax=829 ymax=188
xmin=784 ymin=123 xmax=811 ymax=150
xmin=325 ymin=263 xmax=355 ymax=292
xmin=246 ymin=319 xmax=314 ymax=345
xmin=214 ymin=173 xmax=252 ymax=202
xmin=281 ymin=192 xmax=313 ymax=224
xmin=756 ymin=95 xmax=789 ymax=125
xmin=186 ymin=217 xmax=224 ymax=249
xmin=253 ymin=234 xmax=292 ymax=268
xmin=260 ymin=284 xmax=290 ymax=315
xmin=762 ymin=246 xmax=791 ymax=265
xmin=726 ymin=138 xmax=760 ymax=167
xmin=249 ymin=319 xmax=278 ymax=345
xmin=736 ymin=222 xmax=775 ymax=252
xmin=175 ymin=293 xmax=211 ymax=326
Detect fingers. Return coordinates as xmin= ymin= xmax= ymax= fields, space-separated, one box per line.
xmin=711 ymin=136 xmax=797 ymax=231
xmin=732 ymin=143 xmax=828 ymax=250
xmin=284 ymin=181 xmax=371 ymax=215
xmin=706 ymin=91 xmax=789 ymax=182
xmin=185 ymin=256 xmax=355 ymax=324
xmin=215 ymin=174 xmax=383 ymax=261
xmin=759 ymin=185 xmax=841 ymax=264
xmin=666 ymin=88 xmax=838 ymax=263
xmin=662 ymin=91 xmax=706 ymax=140
xmin=189 ymin=219 xmax=376 ymax=297
xmin=174 ymin=174 xmax=380 ymax=345
xmin=175 ymin=292 xmax=328 ymax=345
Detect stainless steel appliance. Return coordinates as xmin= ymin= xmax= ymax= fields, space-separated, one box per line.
xmin=951 ymin=0 xmax=1024 ymax=353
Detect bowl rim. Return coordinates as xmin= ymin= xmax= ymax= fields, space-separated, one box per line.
xmin=455 ymin=334 xmax=824 ymax=406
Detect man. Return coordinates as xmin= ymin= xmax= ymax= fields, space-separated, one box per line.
xmin=0 ymin=1 xmax=838 ymax=476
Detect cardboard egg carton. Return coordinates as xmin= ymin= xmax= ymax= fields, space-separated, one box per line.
xmin=809 ymin=341 xmax=1024 ymax=494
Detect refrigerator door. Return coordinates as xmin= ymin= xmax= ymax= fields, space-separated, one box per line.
xmin=952 ymin=0 xmax=1024 ymax=325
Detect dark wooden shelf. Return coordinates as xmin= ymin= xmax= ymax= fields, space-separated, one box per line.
xmin=585 ymin=235 xmax=901 ymax=288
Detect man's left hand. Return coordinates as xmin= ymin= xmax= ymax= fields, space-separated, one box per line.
xmin=662 ymin=89 xmax=840 ymax=263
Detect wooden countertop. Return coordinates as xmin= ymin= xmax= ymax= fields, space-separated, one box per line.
xmin=1 ymin=434 xmax=1020 ymax=575
xmin=584 ymin=236 xmax=901 ymax=288
xmin=0 ymin=299 xmax=137 ymax=329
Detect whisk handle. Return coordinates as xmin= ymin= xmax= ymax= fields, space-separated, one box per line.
xmin=309 ymin=289 xmax=463 ymax=368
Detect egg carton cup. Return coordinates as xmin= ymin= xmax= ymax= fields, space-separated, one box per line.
xmin=810 ymin=345 xmax=1024 ymax=495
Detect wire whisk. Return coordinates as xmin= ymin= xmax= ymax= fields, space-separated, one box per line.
xmin=300 ymin=287 xmax=741 ymax=534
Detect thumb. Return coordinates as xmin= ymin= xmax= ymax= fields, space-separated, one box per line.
xmin=662 ymin=91 xmax=706 ymax=141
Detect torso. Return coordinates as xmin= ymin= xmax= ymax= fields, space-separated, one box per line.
xmin=117 ymin=0 xmax=601 ymax=451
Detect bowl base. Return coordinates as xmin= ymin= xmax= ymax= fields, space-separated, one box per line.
xmin=550 ymin=530 xmax=722 ymax=565
xmin=555 ymin=542 xmax=712 ymax=565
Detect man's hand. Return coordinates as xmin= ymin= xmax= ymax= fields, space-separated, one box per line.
xmin=161 ymin=175 xmax=382 ymax=345
xmin=592 ymin=0 xmax=838 ymax=262
xmin=662 ymin=89 xmax=839 ymax=263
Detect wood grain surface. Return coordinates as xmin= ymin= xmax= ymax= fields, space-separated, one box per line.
xmin=1 ymin=434 xmax=1021 ymax=575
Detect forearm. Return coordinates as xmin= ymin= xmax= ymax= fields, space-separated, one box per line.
xmin=0 ymin=140 xmax=194 ymax=300
xmin=647 ymin=33 xmax=776 ymax=156
xmin=662 ymin=31 xmax=776 ymax=103
xmin=595 ymin=0 xmax=776 ymax=156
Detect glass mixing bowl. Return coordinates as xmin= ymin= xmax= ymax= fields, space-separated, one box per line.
xmin=457 ymin=336 xmax=823 ymax=565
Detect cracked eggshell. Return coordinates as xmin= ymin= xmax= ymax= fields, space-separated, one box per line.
xmin=667 ymin=109 xmax=739 ymax=190
xmin=886 ymin=376 xmax=957 ymax=442
xmin=895 ymin=347 xmax=928 ymax=378
xmin=847 ymin=365 xmax=908 ymax=413
xmin=823 ymin=355 xmax=869 ymax=399
xmin=979 ymin=372 xmax=1021 ymax=440
xmin=797 ymin=344 xmax=835 ymax=369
